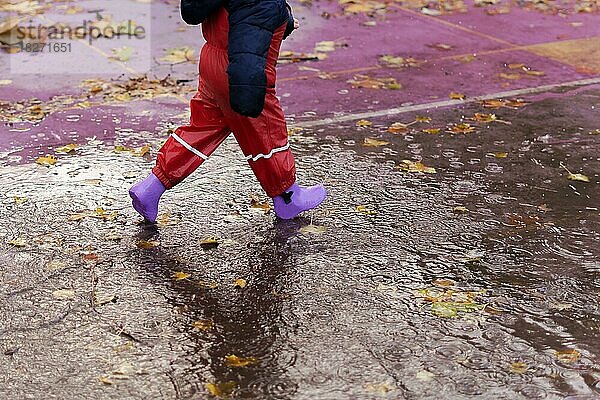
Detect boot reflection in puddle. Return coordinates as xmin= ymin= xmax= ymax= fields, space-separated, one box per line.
xmin=132 ymin=225 xmax=300 ymax=398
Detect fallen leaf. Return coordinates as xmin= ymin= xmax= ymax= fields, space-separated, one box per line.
xmin=348 ymin=75 xmax=401 ymax=90
xmin=364 ymin=382 xmax=394 ymax=393
xmin=415 ymin=370 xmax=434 ymax=382
xmin=8 ymin=238 xmax=27 ymax=247
xmin=355 ymin=205 xmax=377 ymax=215
xmin=387 ymin=122 xmax=409 ymax=134
xmin=567 ymin=173 xmax=589 ymax=182
xmin=363 ymin=137 xmax=390 ymax=147
xmin=250 ymin=196 xmax=271 ymax=213
xmin=205 ymin=381 xmax=237 ymax=398
xmin=555 ymin=349 xmax=581 ymax=363
xmin=52 ymin=289 xmax=76 ymax=300
xmin=111 ymin=46 xmax=133 ymax=62
xmin=453 ymin=206 xmax=469 ymax=213
xmin=234 ymin=278 xmax=247 ymax=288
xmin=449 ymin=92 xmax=466 ymax=100
xmin=428 ymin=43 xmax=454 ymax=51
xmin=36 ymin=155 xmax=57 ymax=166
xmin=415 ymin=116 xmax=431 ymax=123
xmin=160 ymin=47 xmax=195 ymax=64
xmin=493 ymin=152 xmax=508 ymax=158
xmin=192 ymin=319 xmax=214 ymax=331
xmin=225 ymin=354 xmax=257 ymax=368
xmin=433 ymin=278 xmax=456 ymax=287
xmin=396 ymin=160 xmax=436 ymax=173
xmin=448 ymin=123 xmax=476 ymax=134
xmin=137 ymin=239 xmax=160 ymax=249
xmin=356 ymin=119 xmax=373 ymax=127
xmin=200 ymin=237 xmax=220 ymax=250
xmin=173 ymin=272 xmax=191 ymax=280
xmin=99 ymin=376 xmax=114 ymax=385
xmin=422 ymin=128 xmax=441 ymax=134
xmin=13 ymin=196 xmax=28 ymax=204
xmin=314 ymin=40 xmax=336 ymax=52
xmin=509 ymin=361 xmax=529 ymax=374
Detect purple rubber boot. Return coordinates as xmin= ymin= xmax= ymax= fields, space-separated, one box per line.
xmin=129 ymin=173 xmax=166 ymax=223
xmin=272 ymin=182 xmax=327 ymax=220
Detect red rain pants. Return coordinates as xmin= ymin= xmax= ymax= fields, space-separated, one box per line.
xmin=152 ymin=8 xmax=296 ymax=198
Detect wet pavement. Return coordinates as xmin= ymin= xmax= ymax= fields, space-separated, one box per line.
xmin=1 ymin=0 xmax=600 ymax=399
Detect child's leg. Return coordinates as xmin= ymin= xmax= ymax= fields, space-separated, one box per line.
xmin=224 ymin=90 xmax=296 ymax=198
xmin=152 ymin=88 xmax=231 ymax=189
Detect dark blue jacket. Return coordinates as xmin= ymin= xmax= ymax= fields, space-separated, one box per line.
xmin=181 ymin=0 xmax=295 ymax=117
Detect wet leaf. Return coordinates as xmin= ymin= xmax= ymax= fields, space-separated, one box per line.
xmin=356 ymin=119 xmax=373 ymax=127
xmin=379 ymin=55 xmax=421 ymax=68
xmin=449 ymin=92 xmax=466 ymax=100
xmin=432 ymin=279 xmax=456 ymax=287
xmin=415 ymin=116 xmax=431 ymax=123
xmin=225 ymin=354 xmax=257 ymax=368
xmin=453 ymin=206 xmax=469 ymax=213
xmin=314 ymin=40 xmax=336 ymax=52
xmin=555 ymin=349 xmax=581 ymax=363
xmin=234 ymin=278 xmax=247 ymax=288
xmin=13 ymin=196 xmax=28 ymax=204
xmin=431 ymin=301 xmax=485 ymax=317
xmin=52 ymin=289 xmax=76 ymax=300
xmin=387 ymin=122 xmax=409 ymax=134
xmin=99 ymin=376 xmax=114 ymax=385
xmin=36 ymin=154 xmax=57 ymax=166
xmin=363 ymin=137 xmax=390 ymax=147
xmin=422 ymin=128 xmax=441 ymax=134
xmin=364 ymin=382 xmax=394 ymax=393
xmin=137 ymin=239 xmax=159 ymax=249
xmin=55 ymin=143 xmax=77 ymax=153
xmin=200 ymin=237 xmax=220 ymax=250
xmin=355 ymin=205 xmax=377 ymax=215
xmin=493 ymin=152 xmax=508 ymax=158
xmin=498 ymin=72 xmax=522 ymax=80
xmin=192 ymin=319 xmax=214 ymax=331
xmin=448 ymin=123 xmax=476 ymax=134
xmin=428 ymin=43 xmax=454 ymax=51
xmin=508 ymin=361 xmax=529 ymax=374
xmin=173 ymin=272 xmax=191 ymax=280
xmin=8 ymin=237 xmax=27 ymax=247
xmin=205 ymin=381 xmax=237 ymax=398
xmin=299 ymin=224 xmax=328 ymax=235
xmin=250 ymin=196 xmax=271 ymax=213
xmin=415 ymin=370 xmax=434 ymax=382
xmin=567 ymin=173 xmax=589 ymax=182
xmin=199 ymin=280 xmax=218 ymax=289
xmin=396 ymin=160 xmax=436 ymax=173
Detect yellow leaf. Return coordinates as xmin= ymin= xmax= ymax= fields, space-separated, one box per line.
xmin=225 ymin=354 xmax=257 ymax=368
xmin=348 ymin=75 xmax=400 ymax=90
xmin=363 ymin=137 xmax=390 ymax=147
xmin=314 ymin=41 xmax=336 ymax=52
xmin=567 ymin=173 xmax=589 ymax=182
xmin=250 ymin=196 xmax=271 ymax=213
xmin=55 ymin=143 xmax=77 ymax=154
xmin=205 ymin=381 xmax=237 ymax=398
xmin=192 ymin=319 xmax=214 ymax=331
xmin=448 ymin=123 xmax=476 ymax=134
xmin=355 ymin=205 xmax=377 ymax=215
xmin=8 ymin=238 xmax=27 ymax=247
xmin=422 ymin=128 xmax=441 ymax=134
xmin=160 ymin=47 xmax=195 ymax=64
xmin=13 ymin=196 xmax=28 ymax=204
xmin=471 ymin=113 xmax=497 ymax=123
xmin=173 ymin=271 xmax=191 ymax=280
xmin=99 ymin=376 xmax=114 ymax=385
xmin=555 ymin=349 xmax=581 ymax=363
xmin=36 ymin=155 xmax=57 ymax=166
xmin=453 ymin=206 xmax=469 ymax=213
xmin=508 ymin=361 xmax=529 ymax=374
xmin=200 ymin=237 xmax=220 ymax=250
xmin=387 ymin=122 xmax=409 ymax=134
xmin=493 ymin=152 xmax=508 ymax=158
xmin=356 ymin=119 xmax=373 ymax=127
xmin=397 ymin=160 xmax=436 ymax=174
xmin=449 ymin=92 xmax=466 ymax=100
xmin=234 ymin=278 xmax=247 ymax=288
xmin=415 ymin=116 xmax=431 ymax=123
xmin=137 ymin=239 xmax=160 ymax=249
xmin=432 ymin=279 xmax=456 ymax=287
xmin=507 ymin=63 xmax=526 ymax=69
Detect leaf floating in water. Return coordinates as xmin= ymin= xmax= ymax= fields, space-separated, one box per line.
xmin=225 ymin=354 xmax=257 ymax=368
xmin=396 ymin=160 xmax=436 ymax=174
xmin=508 ymin=361 xmax=529 ymax=374
xmin=200 ymin=237 xmax=220 ymax=250
xmin=363 ymin=137 xmax=390 ymax=147
xmin=233 ymin=278 xmax=247 ymax=288
xmin=355 ymin=205 xmax=377 ymax=215
xmin=432 ymin=279 xmax=456 ymax=287
xmin=448 ymin=123 xmax=476 ymax=134
xmin=493 ymin=152 xmax=508 ymax=158
xmin=555 ymin=349 xmax=581 ymax=363
xmin=8 ymin=238 xmax=27 ymax=247
xmin=205 ymin=381 xmax=237 ymax=398
xmin=453 ymin=206 xmax=469 ymax=213
xmin=415 ymin=287 xmax=487 ymax=318
xmin=192 ymin=319 xmax=214 ymax=331
xmin=137 ymin=239 xmax=160 ymax=249
xmin=173 ymin=272 xmax=191 ymax=281
xmin=567 ymin=173 xmax=589 ymax=182
xmin=36 ymin=155 xmax=57 ymax=166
